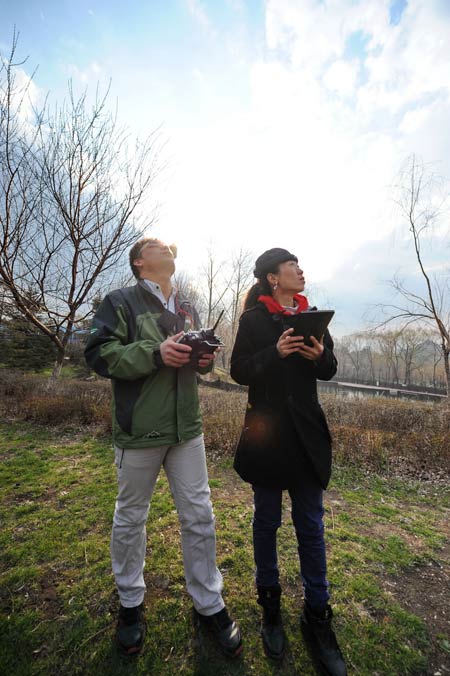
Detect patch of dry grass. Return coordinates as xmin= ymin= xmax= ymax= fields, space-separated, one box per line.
xmin=322 ymin=395 xmax=450 ymax=476
xmin=0 ymin=369 xmax=111 ymax=428
xmin=0 ymin=370 xmax=448 ymax=474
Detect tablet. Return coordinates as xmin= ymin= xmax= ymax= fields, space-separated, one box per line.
xmin=282 ymin=310 xmax=335 ymax=346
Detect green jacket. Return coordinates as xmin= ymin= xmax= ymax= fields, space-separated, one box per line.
xmin=84 ymin=280 xmax=210 ymax=448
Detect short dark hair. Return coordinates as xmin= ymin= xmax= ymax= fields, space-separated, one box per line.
xmin=129 ymin=237 xmax=159 ymax=279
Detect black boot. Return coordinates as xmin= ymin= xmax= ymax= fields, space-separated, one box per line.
xmin=116 ymin=603 xmax=146 ymax=656
xmin=194 ymin=606 xmax=243 ymax=658
xmin=257 ymin=584 xmax=286 ymax=661
xmin=300 ymin=604 xmax=347 ymax=676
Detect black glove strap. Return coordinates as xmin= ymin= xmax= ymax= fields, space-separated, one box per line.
xmin=153 ymin=348 xmax=164 ymax=369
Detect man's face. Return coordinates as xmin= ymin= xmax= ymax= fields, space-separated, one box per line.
xmin=134 ymin=240 xmax=176 ymax=278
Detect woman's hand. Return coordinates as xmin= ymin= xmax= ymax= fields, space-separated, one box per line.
xmin=297 ymin=335 xmax=324 ymax=361
xmin=277 ymin=329 xmax=324 ymax=360
xmin=276 ymin=328 xmax=306 ymax=358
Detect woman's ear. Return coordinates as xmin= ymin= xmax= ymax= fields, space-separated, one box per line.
xmin=267 ymin=272 xmax=278 ymax=288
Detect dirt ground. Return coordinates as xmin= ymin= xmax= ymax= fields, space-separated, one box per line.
xmin=384 ymin=543 xmax=450 ymax=675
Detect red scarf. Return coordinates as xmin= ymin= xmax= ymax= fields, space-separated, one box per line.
xmin=258 ymin=294 xmax=309 ymax=315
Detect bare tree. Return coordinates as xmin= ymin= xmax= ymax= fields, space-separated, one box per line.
xmin=0 ymin=282 xmax=13 ymax=325
xmin=225 ymin=246 xmax=253 ymax=344
xmin=337 ymin=334 xmax=364 ymax=382
xmin=396 ymin=329 xmax=426 ymax=387
xmin=425 ymin=329 xmax=445 ymax=390
xmin=379 ymin=156 xmax=450 ymax=395
xmin=333 ymin=338 xmax=351 ymax=381
xmin=335 ymin=332 xmax=375 ymax=383
xmin=1 ymin=33 xmax=44 ymax=327
xmin=201 ymin=245 xmax=228 ymax=328
xmin=375 ymin=329 xmax=402 ymax=385
xmin=1 ymin=34 xmax=161 ymax=376
xmin=335 ymin=327 xmax=448 ymax=391
xmin=173 ymin=269 xmax=206 ymax=320
xmin=365 ymin=340 xmax=376 ymax=384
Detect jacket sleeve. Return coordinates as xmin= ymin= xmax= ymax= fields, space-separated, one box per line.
xmin=84 ymin=294 xmax=160 ymax=381
xmin=230 ymin=314 xmax=280 ymax=386
xmin=314 ymin=329 xmax=338 ymax=381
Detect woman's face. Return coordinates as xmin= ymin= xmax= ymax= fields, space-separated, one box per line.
xmin=271 ymin=260 xmax=305 ymax=293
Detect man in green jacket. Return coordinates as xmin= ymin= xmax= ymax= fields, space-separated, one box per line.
xmin=85 ymin=238 xmax=242 ymax=658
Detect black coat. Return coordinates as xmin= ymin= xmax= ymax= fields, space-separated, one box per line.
xmin=230 ymin=302 xmax=337 ymax=490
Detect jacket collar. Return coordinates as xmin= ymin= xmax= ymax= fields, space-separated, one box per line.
xmin=137 ymin=280 xmax=196 ymax=330
xmin=258 ymin=294 xmax=309 ymax=315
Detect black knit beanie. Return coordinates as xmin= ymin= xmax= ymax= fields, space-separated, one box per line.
xmin=253 ymin=248 xmax=298 ymax=279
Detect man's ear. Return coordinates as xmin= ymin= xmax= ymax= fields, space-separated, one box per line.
xmin=133 ymin=258 xmax=143 ymax=270
xmin=169 ymin=243 xmax=177 ymax=259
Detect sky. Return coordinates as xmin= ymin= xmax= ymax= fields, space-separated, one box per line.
xmin=1 ymin=0 xmax=450 ymax=335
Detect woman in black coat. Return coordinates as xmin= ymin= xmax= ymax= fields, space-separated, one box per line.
xmin=230 ymin=248 xmax=346 ymax=675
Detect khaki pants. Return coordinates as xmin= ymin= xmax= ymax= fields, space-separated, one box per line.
xmin=111 ymin=434 xmax=224 ymax=614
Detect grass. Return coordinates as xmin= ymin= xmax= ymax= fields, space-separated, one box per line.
xmin=1 ymin=422 xmax=449 ymax=675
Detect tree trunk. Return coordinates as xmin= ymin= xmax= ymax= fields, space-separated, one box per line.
xmin=444 ymin=350 xmax=450 ymax=398
xmin=51 ymin=350 xmax=65 ymax=379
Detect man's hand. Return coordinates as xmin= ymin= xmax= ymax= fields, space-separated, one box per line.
xmin=159 ymin=331 xmax=192 ymax=367
xmin=197 ymin=350 xmax=217 ymax=369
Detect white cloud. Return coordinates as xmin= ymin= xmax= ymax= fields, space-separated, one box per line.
xmin=321 ymin=228 xmax=450 ymax=335
xmin=264 ymin=0 xmax=450 ymax=126
xmin=63 ymin=61 xmax=104 ymax=84
xmin=323 ymin=59 xmax=359 ymax=97
xmin=226 ymin=0 xmax=246 ymax=13
xmin=242 ymin=0 xmax=450 ymax=276
xmin=265 ymin=0 xmax=391 ymax=70
xmin=4 ymin=0 xmax=449 ymax=337
xmin=115 ymin=0 xmax=450 ymax=332
xmin=185 ymin=0 xmax=215 ymax=37
xmin=1 ymin=66 xmax=42 ymax=127
xmin=399 ymin=106 xmax=430 ymax=134
xmin=192 ymin=67 xmax=206 ymax=85
xmin=357 ymin=2 xmax=450 ymax=117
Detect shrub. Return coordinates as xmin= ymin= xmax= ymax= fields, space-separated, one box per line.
xmin=199 ymin=387 xmax=247 ymax=456
xmin=0 ymin=370 xmax=111 ymax=429
xmin=321 ymin=394 xmax=450 ymax=475
xmin=0 ymin=370 xmax=448 ymax=476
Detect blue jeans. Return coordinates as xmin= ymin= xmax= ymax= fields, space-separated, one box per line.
xmin=252 ymin=473 xmax=330 ymax=609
